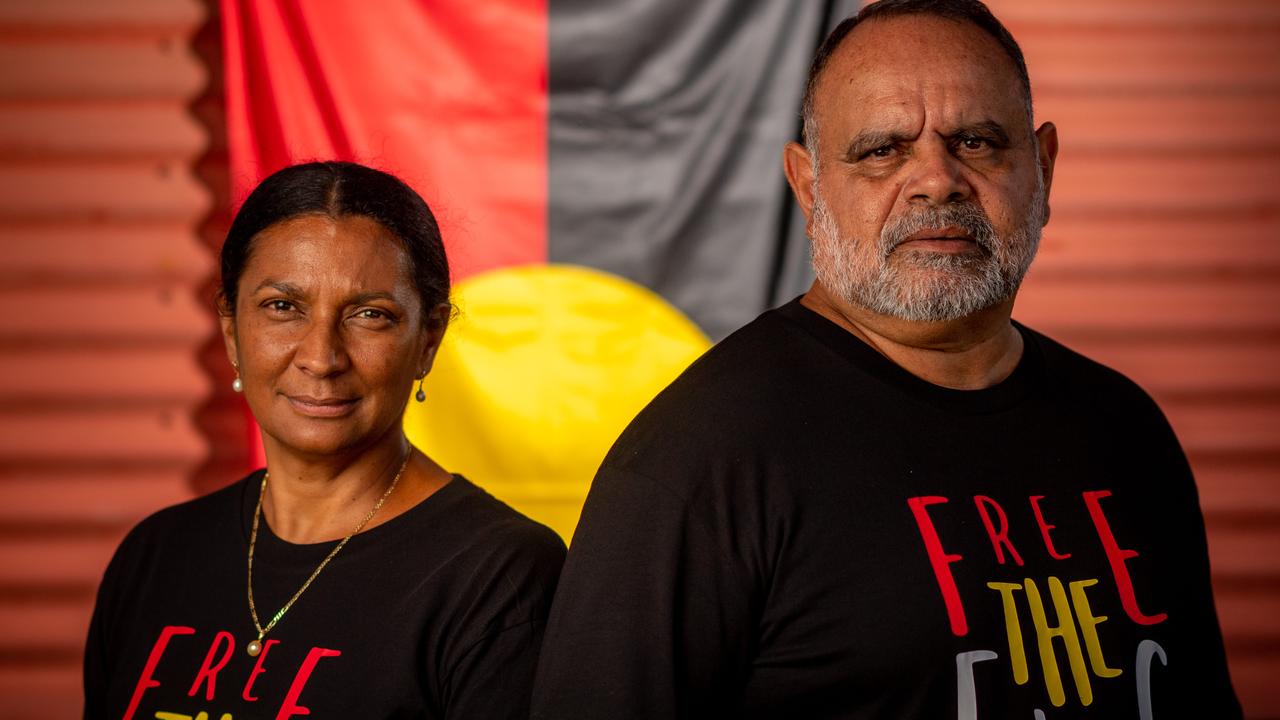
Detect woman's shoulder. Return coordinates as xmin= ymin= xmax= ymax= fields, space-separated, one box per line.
xmin=92 ymin=473 xmax=256 ymax=606
xmin=409 ymin=478 xmax=565 ymax=656
xmin=416 ymin=475 xmax=566 ymax=564
xmin=115 ymin=473 xmax=256 ymax=557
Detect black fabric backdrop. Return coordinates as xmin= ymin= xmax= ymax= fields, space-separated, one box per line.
xmin=549 ymin=0 xmax=861 ymax=340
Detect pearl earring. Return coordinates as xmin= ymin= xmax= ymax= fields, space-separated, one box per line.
xmin=415 ymin=376 xmax=426 ymax=403
xmin=232 ymin=362 xmax=242 ymax=393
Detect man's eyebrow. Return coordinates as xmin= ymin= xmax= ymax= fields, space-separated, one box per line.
xmin=950 ymin=121 xmax=1011 ymax=146
xmin=842 ymin=130 xmax=911 ymax=161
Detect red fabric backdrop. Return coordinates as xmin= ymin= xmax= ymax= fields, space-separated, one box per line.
xmin=223 ymin=0 xmax=546 ymax=279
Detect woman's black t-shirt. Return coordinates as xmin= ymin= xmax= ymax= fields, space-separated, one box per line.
xmin=85 ymin=473 xmax=565 ymax=719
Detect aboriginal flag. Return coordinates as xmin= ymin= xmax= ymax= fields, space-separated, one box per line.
xmin=222 ymin=0 xmax=858 ymax=539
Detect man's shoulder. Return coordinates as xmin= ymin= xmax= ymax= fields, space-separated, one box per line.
xmin=1021 ymin=323 xmax=1166 ymax=416
xmin=618 ymin=305 xmax=812 ymax=422
xmin=1024 ymin=324 xmax=1141 ymax=386
xmin=599 ymin=302 xmax=839 ymax=483
xmin=661 ymin=303 xmax=812 ymax=397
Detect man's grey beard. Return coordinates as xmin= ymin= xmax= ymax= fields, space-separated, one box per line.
xmin=809 ymin=180 xmax=1044 ymax=323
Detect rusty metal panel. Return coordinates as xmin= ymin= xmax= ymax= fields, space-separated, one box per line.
xmin=989 ymin=0 xmax=1280 ymax=716
xmin=0 ymin=1 xmax=226 ymax=718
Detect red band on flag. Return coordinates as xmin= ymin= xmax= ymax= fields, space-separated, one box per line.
xmin=221 ymin=0 xmax=547 ymax=278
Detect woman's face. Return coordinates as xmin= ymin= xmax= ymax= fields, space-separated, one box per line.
xmin=221 ymin=214 xmax=446 ymax=459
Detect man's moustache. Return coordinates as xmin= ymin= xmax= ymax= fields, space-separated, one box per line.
xmin=881 ymin=205 xmax=996 ymax=254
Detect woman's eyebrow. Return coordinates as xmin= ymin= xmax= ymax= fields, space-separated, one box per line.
xmin=253 ymin=279 xmax=305 ymax=297
xmin=348 ymin=290 xmax=401 ymax=305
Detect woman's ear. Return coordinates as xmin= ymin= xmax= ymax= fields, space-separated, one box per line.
xmin=218 ymin=295 xmax=240 ymax=370
xmin=416 ymin=302 xmax=452 ymax=377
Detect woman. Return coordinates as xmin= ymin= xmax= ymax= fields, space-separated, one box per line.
xmin=84 ymin=162 xmax=565 ymax=719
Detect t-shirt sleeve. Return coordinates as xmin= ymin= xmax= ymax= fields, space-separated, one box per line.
xmin=1144 ymin=404 xmax=1243 ymax=717
xmin=532 ymin=465 xmax=758 ymax=719
xmin=82 ymin=577 xmax=111 ymax=720
xmin=443 ymin=619 xmax=546 ymax=719
xmin=83 ymin=521 xmax=144 ymax=720
xmin=441 ymin=524 xmax=566 ymax=719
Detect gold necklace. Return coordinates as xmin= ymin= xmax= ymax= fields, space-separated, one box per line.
xmin=245 ymin=449 xmax=411 ymax=656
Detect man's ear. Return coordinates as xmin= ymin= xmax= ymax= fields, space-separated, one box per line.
xmin=783 ymin=141 xmax=818 ymax=223
xmin=416 ymin=303 xmax=452 ymax=378
xmin=1034 ymin=121 xmax=1058 ymax=226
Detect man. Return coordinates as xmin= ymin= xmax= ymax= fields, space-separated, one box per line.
xmin=532 ymin=1 xmax=1242 ymax=717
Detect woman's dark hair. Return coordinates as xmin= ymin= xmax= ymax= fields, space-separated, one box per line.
xmin=219 ymin=161 xmax=450 ymax=323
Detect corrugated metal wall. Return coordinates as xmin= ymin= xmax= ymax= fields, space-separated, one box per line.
xmin=0 ymin=1 xmax=242 ymax=718
xmin=0 ymin=0 xmax=1274 ymax=718
xmin=991 ymin=0 xmax=1280 ymax=716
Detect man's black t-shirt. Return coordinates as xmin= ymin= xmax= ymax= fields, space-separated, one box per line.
xmin=532 ymin=299 xmax=1240 ymax=719
xmin=85 ymin=473 xmax=565 ymax=719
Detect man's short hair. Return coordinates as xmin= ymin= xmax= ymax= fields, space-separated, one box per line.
xmin=801 ymin=0 xmax=1033 ymax=148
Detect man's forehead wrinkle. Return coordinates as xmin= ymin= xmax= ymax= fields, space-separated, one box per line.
xmin=814 ymin=22 xmax=1034 ymax=155
xmin=839 ymin=16 xmax=991 ymax=66
xmin=886 ymin=15 xmax=1016 ymax=68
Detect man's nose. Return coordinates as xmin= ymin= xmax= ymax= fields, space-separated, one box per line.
xmin=905 ymin=142 xmax=972 ymax=205
xmin=293 ymin=318 xmax=350 ymax=377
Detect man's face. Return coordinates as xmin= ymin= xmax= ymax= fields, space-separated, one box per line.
xmin=793 ymin=15 xmax=1056 ymax=324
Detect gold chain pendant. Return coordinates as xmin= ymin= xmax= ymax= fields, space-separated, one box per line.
xmin=244 ymin=447 xmax=410 ymax=655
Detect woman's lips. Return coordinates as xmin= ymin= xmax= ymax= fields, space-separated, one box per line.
xmin=286 ymin=395 xmax=359 ymax=418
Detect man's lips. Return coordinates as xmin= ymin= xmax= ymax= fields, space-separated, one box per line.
xmin=896 ymin=227 xmax=978 ymax=254
xmin=286 ymin=394 xmax=360 ymax=417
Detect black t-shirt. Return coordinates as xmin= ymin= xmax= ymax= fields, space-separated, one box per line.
xmin=532 ymin=299 xmax=1240 ymax=719
xmin=85 ymin=473 xmax=565 ymax=719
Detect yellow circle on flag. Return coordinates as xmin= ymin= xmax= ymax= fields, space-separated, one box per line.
xmin=404 ymin=264 xmax=711 ymax=541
